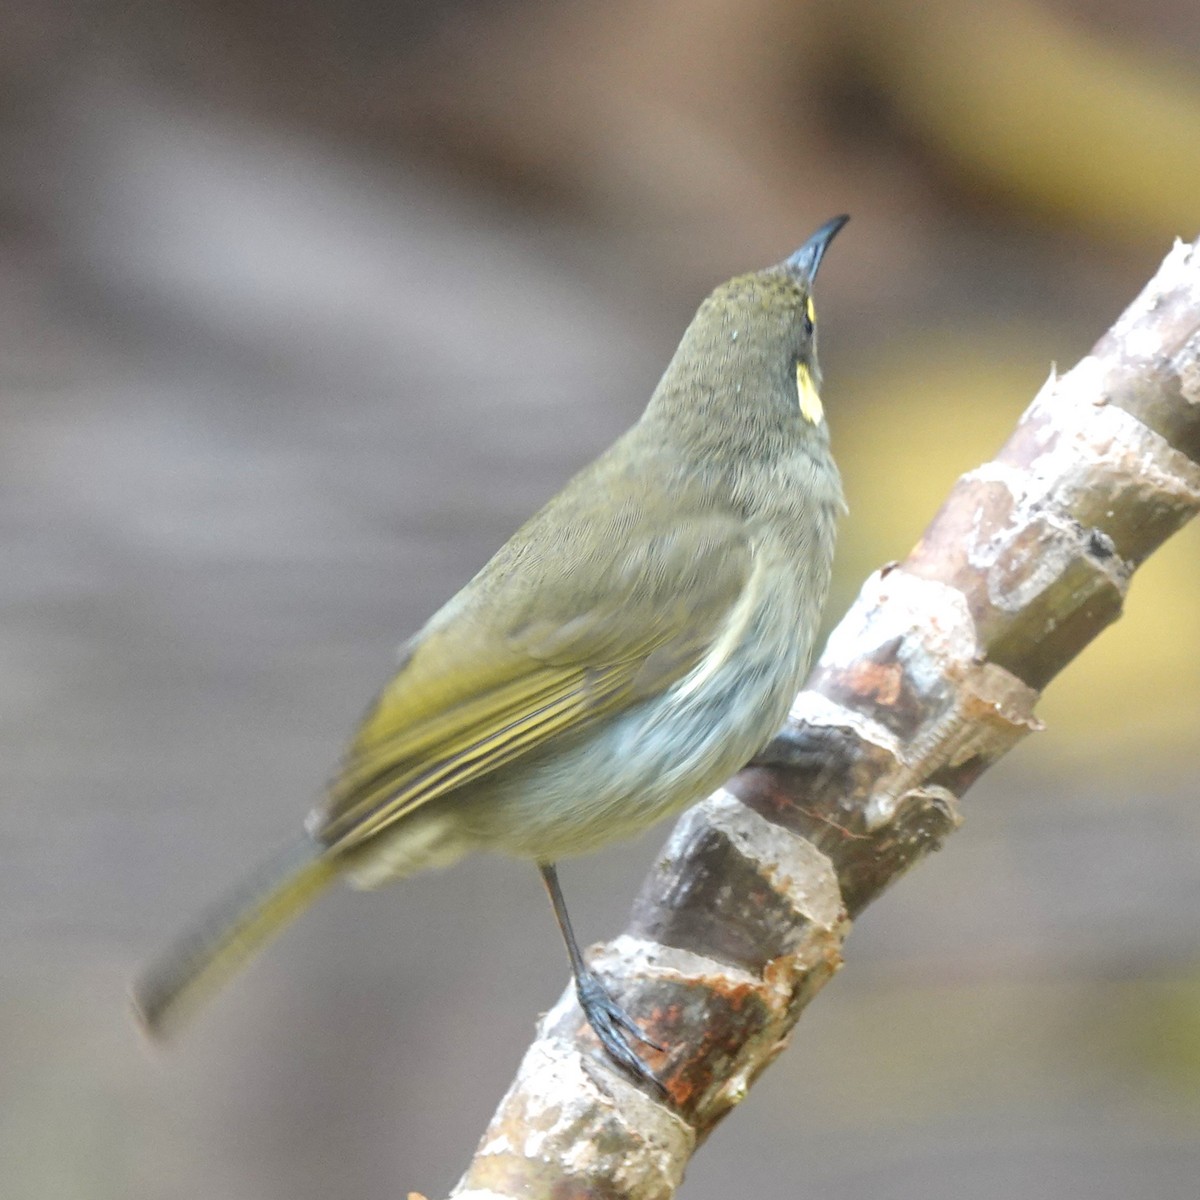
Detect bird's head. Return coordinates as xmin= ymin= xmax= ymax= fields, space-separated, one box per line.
xmin=646 ymin=216 xmax=849 ymax=454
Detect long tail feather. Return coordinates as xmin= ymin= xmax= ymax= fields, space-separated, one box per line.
xmin=131 ymin=838 xmax=337 ymax=1038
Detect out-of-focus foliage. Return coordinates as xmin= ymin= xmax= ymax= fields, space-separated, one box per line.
xmin=846 ymin=0 xmax=1200 ymax=251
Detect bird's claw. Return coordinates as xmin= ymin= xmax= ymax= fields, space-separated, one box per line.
xmin=576 ymin=970 xmax=668 ymax=1097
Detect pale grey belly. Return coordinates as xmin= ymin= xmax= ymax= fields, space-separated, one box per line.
xmin=464 ymin=613 xmax=810 ymax=859
xmin=343 ymin=588 xmax=816 ymax=889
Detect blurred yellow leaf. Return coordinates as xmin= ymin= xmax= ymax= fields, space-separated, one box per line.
xmin=850 ymin=0 xmax=1200 ymax=249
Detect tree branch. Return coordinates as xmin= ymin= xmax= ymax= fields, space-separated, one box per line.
xmin=448 ymin=238 xmax=1200 ymax=1200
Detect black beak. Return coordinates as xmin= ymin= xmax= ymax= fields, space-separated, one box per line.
xmin=785 ymin=215 xmax=849 ymax=284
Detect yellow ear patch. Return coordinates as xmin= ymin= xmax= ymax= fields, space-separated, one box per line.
xmin=796 ymin=361 xmax=823 ymax=424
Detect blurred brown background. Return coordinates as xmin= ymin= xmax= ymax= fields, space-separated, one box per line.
xmin=3 ymin=1 xmax=1200 ymax=1196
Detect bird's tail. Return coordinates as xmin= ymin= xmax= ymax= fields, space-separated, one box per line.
xmin=131 ymin=837 xmax=338 ymax=1038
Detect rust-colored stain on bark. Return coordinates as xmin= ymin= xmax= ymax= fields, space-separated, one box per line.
xmin=624 ymin=971 xmax=785 ymax=1116
xmin=843 ymin=658 xmax=904 ymax=705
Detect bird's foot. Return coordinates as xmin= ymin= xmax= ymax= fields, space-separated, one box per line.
xmin=575 ymin=969 xmax=668 ymax=1098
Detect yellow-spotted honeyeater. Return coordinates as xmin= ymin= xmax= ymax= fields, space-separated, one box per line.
xmin=132 ymin=216 xmax=848 ymax=1090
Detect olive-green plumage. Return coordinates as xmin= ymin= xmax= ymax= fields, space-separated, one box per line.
xmin=133 ymin=218 xmax=849 ymax=1059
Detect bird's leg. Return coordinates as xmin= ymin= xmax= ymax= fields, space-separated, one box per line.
xmin=538 ymin=863 xmax=666 ymax=1095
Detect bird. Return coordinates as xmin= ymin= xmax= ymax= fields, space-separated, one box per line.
xmin=131 ymin=215 xmax=848 ymax=1092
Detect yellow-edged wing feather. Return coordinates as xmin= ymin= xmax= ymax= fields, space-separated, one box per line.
xmin=311 ymin=478 xmax=753 ymax=851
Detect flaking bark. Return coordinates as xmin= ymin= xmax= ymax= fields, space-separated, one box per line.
xmin=449 ymin=238 xmax=1200 ymax=1200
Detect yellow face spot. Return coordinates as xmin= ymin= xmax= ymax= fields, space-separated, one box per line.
xmin=805 ymin=296 xmax=815 ymax=324
xmin=796 ymin=361 xmax=823 ymax=425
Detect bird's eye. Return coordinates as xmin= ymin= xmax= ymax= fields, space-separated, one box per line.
xmin=802 ymin=296 xmax=816 ymax=337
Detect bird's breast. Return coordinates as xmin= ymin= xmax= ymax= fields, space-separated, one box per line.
xmin=450 ymin=533 xmax=827 ymax=862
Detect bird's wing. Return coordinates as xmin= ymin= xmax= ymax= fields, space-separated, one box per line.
xmin=311 ymin=498 xmax=753 ymax=850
